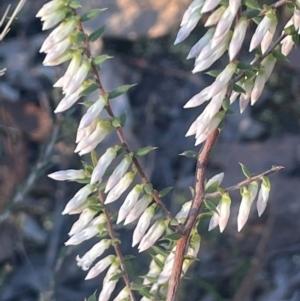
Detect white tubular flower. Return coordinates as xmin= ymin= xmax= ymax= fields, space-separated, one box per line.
xmin=90 ymin=146 xmax=120 ymax=184
xmin=187 ymin=28 xmax=215 ymax=59
xmin=229 ymin=17 xmax=248 ymax=61
xmin=54 ymin=85 xmax=85 ymax=113
xmin=143 ymin=254 xmax=165 ymax=285
xmin=237 ymin=187 xmax=252 ymax=232
xmin=41 ymin=9 xmax=67 ymax=31
xmin=105 ymin=171 xmax=136 ymax=204
xmin=65 ymin=225 xmax=99 ymax=246
xmin=62 ymin=184 xmax=94 ymax=215
xmin=201 ymin=0 xmax=222 ymax=13
xmin=124 ymin=194 xmax=153 ymax=225
xmin=43 ymin=50 xmax=72 ymax=66
xmin=218 ymin=193 xmax=231 ymax=232
xmin=105 ymin=155 xmax=132 ymax=193
xmin=138 ymin=220 xmax=166 ymax=252
xmin=78 ymin=96 xmax=107 ymax=130
xmin=212 ymin=0 xmax=240 ymax=48
xmin=89 ymin=214 xmax=107 ymax=226
xmin=64 ymin=60 xmax=91 ymax=96
xmin=205 ymin=172 xmax=224 ymax=190
xmin=257 ymin=177 xmax=271 ymax=217
xmin=181 ymin=0 xmax=205 ymax=26
xmin=117 ymin=184 xmax=143 ymax=224
xmin=195 ymin=107 xmax=225 ymax=145
xmin=193 ymin=31 xmax=231 ymax=73
xmin=56 ymin=52 xmax=82 ymax=90
xmin=99 ymin=267 xmax=120 ymax=301
xmin=175 ymin=9 xmax=202 ymax=45
xmin=204 ymin=6 xmax=226 ymax=27
xmin=230 ymin=91 xmax=240 ymax=104
xmin=69 ymin=209 xmax=97 ymax=236
xmin=76 ymin=122 xmax=96 ymax=143
xmin=184 ymin=85 xmax=211 ymax=108
xmin=251 ymin=54 xmax=276 ymax=105
xmin=48 ymin=169 xmax=85 ymax=181
xmin=239 ymin=78 xmax=253 ymax=113
xmin=76 ymin=239 xmax=111 ymax=270
xmin=249 ymin=11 xmax=277 ymax=52
xmin=36 ymin=0 xmax=64 ymax=18
xmin=158 ymin=247 xmax=176 ymax=284
xmin=85 ymin=255 xmax=116 ymax=280
xmin=260 ymin=30 xmax=273 ymax=54
xmin=75 ymin=120 xmax=113 ymax=156
xmin=294 ymin=9 xmax=300 ymax=30
xmin=175 ymin=200 xmax=192 ymax=221
xmin=207 ymin=62 xmax=237 ymax=99
xmin=208 ymin=206 xmax=219 ymax=231
xmin=113 ymin=286 xmax=130 ymax=301
xmin=132 ymin=204 xmax=156 ymax=247
xmin=40 ymin=19 xmax=77 ymax=53
xmin=280 ymin=35 xmax=294 ymax=56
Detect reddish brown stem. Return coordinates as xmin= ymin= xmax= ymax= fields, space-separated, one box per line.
xmin=166 ymin=129 xmax=219 ymax=301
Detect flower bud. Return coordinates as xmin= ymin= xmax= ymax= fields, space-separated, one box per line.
xmin=124 ymin=194 xmax=153 ymax=225
xmin=78 ymin=96 xmax=107 ymax=130
xmin=65 ymin=225 xmax=99 ymax=246
xmin=90 ymin=146 xmax=120 ymax=184
xmin=43 ymin=49 xmax=72 ymax=66
xmin=158 ymin=247 xmax=176 ymax=284
xmin=117 ymin=184 xmax=143 ymax=224
xmin=175 ymin=200 xmax=192 ymax=221
xmin=280 ymin=35 xmax=294 ymax=56
xmin=143 ymin=254 xmax=165 ymax=285
xmin=42 ymin=9 xmax=67 ymax=31
xmin=85 ymin=255 xmax=116 ymax=280
xmin=132 ymin=204 xmax=156 ymax=247
xmin=62 ymin=184 xmax=94 ymax=215
xmin=105 ymin=155 xmax=132 ymax=193
xmin=69 ymin=208 xmax=97 ymax=236
xmin=201 ymin=0 xmax=222 ymax=13
xmin=76 ymin=239 xmax=111 ymax=270
xmin=205 ymin=172 xmax=224 ymax=190
xmin=239 ymin=78 xmax=253 ymax=113
xmin=229 ymin=17 xmax=248 ymax=61
xmin=99 ymin=265 xmax=120 ymax=301
xmin=138 ymin=220 xmax=166 ymax=252
xmin=105 ymin=171 xmax=135 ymax=204
xmin=36 ymin=0 xmax=64 ymax=18
xmin=48 ymin=169 xmax=85 ymax=181
xmin=237 ymin=187 xmax=252 ymax=231
xmin=113 ymin=286 xmax=130 ymax=301
xmin=218 ymin=193 xmax=231 ymax=232
xmin=257 ymin=177 xmax=271 ymax=216
xmin=204 ymin=6 xmax=226 ymax=27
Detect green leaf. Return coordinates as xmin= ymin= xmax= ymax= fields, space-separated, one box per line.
xmin=189 ymin=186 xmax=195 ymax=198
xmin=222 ymin=97 xmax=230 ymax=111
xmin=163 ymin=232 xmax=182 ymax=241
xmin=239 ymin=162 xmax=251 ymax=178
xmin=179 ymin=150 xmax=198 ymax=158
xmin=89 ymin=25 xmax=106 ymax=42
xmin=112 ymin=118 xmax=121 ymax=128
xmin=142 ymin=276 xmax=158 ymax=284
xmin=123 ymin=254 xmax=136 ymax=261
xmin=292 ymin=31 xmax=299 ymax=45
xmin=108 ymin=84 xmax=137 ymax=99
xmin=69 ymin=0 xmax=82 ymax=8
xmin=246 ymin=9 xmax=260 ymax=19
xmin=205 ymin=181 xmax=220 ymax=193
xmin=272 ymin=49 xmax=289 ymax=62
xmin=170 ymin=218 xmax=179 ymax=226
xmin=203 ymin=199 xmax=219 ymax=215
xmin=232 ymin=84 xmax=246 ymax=94
xmin=158 ymin=187 xmax=173 ymax=197
xmin=71 ymin=31 xmax=86 ymax=44
xmin=205 ymin=69 xmax=221 ymax=77
xmin=93 ymin=54 xmax=112 ymax=65
xmin=119 ymin=113 xmax=127 ymax=127
xmin=198 ymin=212 xmax=213 ymax=220
xmin=131 ymin=283 xmax=144 ymax=291
xmin=252 ymin=16 xmax=262 ymax=25
xmin=80 ymin=83 xmax=99 ymax=97
xmin=136 ymin=146 xmax=158 ymax=156
xmin=243 ymin=0 xmax=261 ymax=10
xmin=91 ymin=150 xmax=98 ymax=166
xmin=74 ymin=178 xmax=91 ymax=184
xmin=150 ymin=254 xmax=165 ymax=269
xmin=245 ymin=70 xmax=256 ymax=79
xmin=150 ymin=245 xmax=168 ymax=257
xmin=237 ymin=62 xmax=253 ymax=70
xmin=87 ymin=292 xmax=97 ymax=301
xmin=139 ymin=288 xmax=153 ymax=299
xmin=144 ymin=183 xmax=153 ymax=194
xmin=80 ymin=8 xmax=107 ymax=22
xmin=109 ymin=272 xmax=123 ymax=281
xmin=88 ymin=204 xmax=104 ymax=212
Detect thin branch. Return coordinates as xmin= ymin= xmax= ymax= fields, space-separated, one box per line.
xmin=166 ymin=129 xmax=219 ymax=301
xmin=76 ymin=21 xmax=175 ymax=224
xmin=99 ymin=192 xmax=136 ymax=301
xmin=205 ymin=165 xmax=284 ymax=199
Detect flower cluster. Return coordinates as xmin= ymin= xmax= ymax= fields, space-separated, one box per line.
xmin=176 ymin=0 xmax=300 ymax=145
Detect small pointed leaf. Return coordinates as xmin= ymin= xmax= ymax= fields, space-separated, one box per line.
xmin=80 ymin=8 xmax=107 ymax=22
xmin=204 ymin=199 xmax=219 ymax=215
xmin=239 ymin=162 xmax=251 ymax=178
xmin=158 ymin=187 xmax=173 ymax=197
xmin=243 ymin=0 xmax=261 ymax=10
xmin=136 ymin=146 xmax=158 ymax=157
xmin=108 ymin=84 xmax=137 ymax=99
xmin=89 ymin=26 xmax=106 ymax=42
xmin=144 ymin=183 xmax=153 ymax=194
xmin=80 ymin=83 xmax=99 ymax=97
xmin=179 ymin=150 xmax=197 ymax=158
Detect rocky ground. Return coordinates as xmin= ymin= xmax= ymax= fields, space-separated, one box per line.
xmin=0 ymin=1 xmax=300 ymax=301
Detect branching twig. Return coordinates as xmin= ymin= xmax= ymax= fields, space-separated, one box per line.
xmin=166 ymin=129 xmax=219 ymax=301
xmin=205 ymin=165 xmax=284 ymax=199
xmin=99 ymin=192 xmax=136 ymax=301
